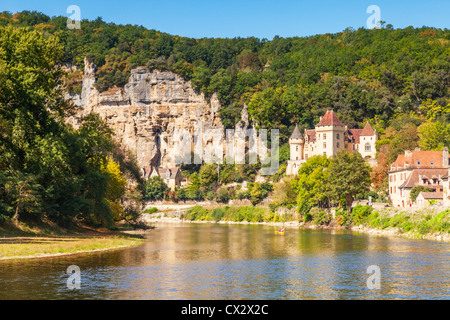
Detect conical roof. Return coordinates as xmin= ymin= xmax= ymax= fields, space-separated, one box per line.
xmin=290 ymin=124 xmax=303 ymax=140
xmin=360 ymin=121 xmax=375 ymax=136
xmin=316 ymin=110 xmax=344 ymax=127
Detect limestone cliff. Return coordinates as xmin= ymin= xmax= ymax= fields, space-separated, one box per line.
xmin=68 ymin=58 xmax=226 ymax=171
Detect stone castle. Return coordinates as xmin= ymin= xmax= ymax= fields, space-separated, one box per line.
xmin=286 ymin=110 xmax=378 ymax=175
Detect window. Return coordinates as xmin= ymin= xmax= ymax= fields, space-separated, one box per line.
xmin=431 ymin=161 xmax=434 ymax=165
xmin=296 ymin=146 xmax=299 ymax=151
xmin=337 ymin=133 xmax=340 ymax=139
xmin=323 ymin=133 xmax=326 ymax=139
xmin=417 ymin=161 xmax=421 ymax=165
xmin=323 ymin=152 xmax=327 ymax=156
xmin=337 ymin=142 xmax=340 ymax=148
xmin=323 ymin=142 xmax=326 ymax=148
xmin=305 ymin=154 xmax=309 ymax=160
xmin=433 ymin=179 xmax=438 ymax=184
xmin=390 ymin=187 xmax=392 ymax=194
xmin=365 ymin=143 xmax=371 ymax=151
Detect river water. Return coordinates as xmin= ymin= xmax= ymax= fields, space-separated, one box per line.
xmin=0 ymin=223 xmax=448 ymax=300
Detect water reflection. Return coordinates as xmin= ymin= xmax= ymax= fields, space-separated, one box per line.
xmin=0 ymin=223 xmax=448 ymax=299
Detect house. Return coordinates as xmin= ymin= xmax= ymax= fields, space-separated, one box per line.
xmin=416 ymin=192 xmax=444 ymax=208
xmin=388 ymin=147 xmax=449 ymax=207
xmin=286 ymin=110 xmax=378 ymax=175
xmin=142 ymin=167 xmax=182 ymax=190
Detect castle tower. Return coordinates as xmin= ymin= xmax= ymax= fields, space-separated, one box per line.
xmin=314 ymin=110 xmax=346 ymax=157
xmin=286 ymin=124 xmax=306 ymax=175
xmin=289 ymin=124 xmax=304 ymax=161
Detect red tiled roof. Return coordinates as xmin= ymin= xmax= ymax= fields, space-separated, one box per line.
xmin=316 ymin=110 xmax=344 ymax=127
xmin=360 ymin=122 xmax=375 ymax=136
xmin=348 ymin=129 xmax=363 ymax=144
xmin=157 ymin=167 xmax=180 ymax=179
xmin=306 ymin=129 xmax=316 ymax=142
xmin=398 ymin=168 xmax=448 ymax=189
xmin=418 ymin=192 xmax=443 ymax=200
xmin=391 ymin=150 xmax=448 ymax=170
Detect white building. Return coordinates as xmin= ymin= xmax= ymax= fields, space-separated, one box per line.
xmin=286 ymin=110 xmax=378 ymax=175
xmin=388 ymin=147 xmax=449 ymax=207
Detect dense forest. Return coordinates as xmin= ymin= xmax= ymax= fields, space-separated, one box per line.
xmin=0 ymin=10 xmax=449 ymax=227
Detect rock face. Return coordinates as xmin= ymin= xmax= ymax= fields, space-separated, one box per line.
xmin=68 ymin=58 xmax=225 ymax=171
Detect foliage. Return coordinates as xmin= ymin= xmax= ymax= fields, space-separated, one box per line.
xmin=327 ymin=151 xmax=371 ymax=212
xmin=292 ymin=155 xmax=331 ymax=215
xmin=351 ymin=205 xmax=373 ymax=225
xmin=145 ymin=176 xmax=169 ymax=201
xmin=410 ymin=186 xmax=433 ymax=202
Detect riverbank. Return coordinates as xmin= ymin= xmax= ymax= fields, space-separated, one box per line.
xmin=0 ymin=221 xmax=145 ymax=261
xmin=137 ymin=204 xmax=450 ymax=243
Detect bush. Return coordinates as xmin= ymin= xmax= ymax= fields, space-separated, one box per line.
xmin=335 ymin=210 xmax=351 ymax=226
xmin=144 ymin=207 xmax=158 ymax=214
xmin=211 ymin=208 xmax=225 ymax=221
xmin=303 ymin=212 xmax=312 ymax=223
xmin=352 ymin=205 xmax=372 ymax=225
xmin=215 ymin=187 xmax=230 ymax=204
xmin=312 ymin=211 xmax=332 ymax=226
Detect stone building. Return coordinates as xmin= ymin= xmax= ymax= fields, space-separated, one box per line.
xmin=286 ymin=110 xmax=378 ymax=175
xmin=142 ymin=167 xmax=182 ymax=190
xmin=388 ymin=147 xmax=449 ymax=207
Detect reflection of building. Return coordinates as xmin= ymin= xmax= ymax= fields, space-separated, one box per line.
xmin=286 ymin=110 xmax=378 ymax=175
xmin=142 ymin=167 xmax=182 ymax=190
xmin=388 ymin=147 xmax=449 ymax=207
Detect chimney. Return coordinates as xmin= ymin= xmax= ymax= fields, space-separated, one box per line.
xmin=443 ymin=147 xmax=449 ymax=168
xmin=405 ymin=150 xmax=412 ymax=158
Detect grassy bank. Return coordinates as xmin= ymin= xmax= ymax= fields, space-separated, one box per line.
xmin=165 ymin=205 xmax=450 ymax=241
xmin=182 ymin=206 xmax=295 ymax=223
xmin=0 ymin=221 xmax=145 ymax=261
xmin=348 ymin=206 xmax=450 ymax=239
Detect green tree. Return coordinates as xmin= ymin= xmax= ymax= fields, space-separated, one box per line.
xmin=327 ymin=151 xmax=371 ymax=212
xmin=145 ymin=176 xmax=169 ymax=201
xmin=292 ymin=155 xmax=331 ymax=215
xmin=418 ymin=121 xmax=450 ymax=151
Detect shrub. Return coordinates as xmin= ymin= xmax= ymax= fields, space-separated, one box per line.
xmin=144 ymin=207 xmax=158 ymax=214
xmin=211 ymin=208 xmax=225 ymax=221
xmin=303 ymin=212 xmax=312 ymax=223
xmin=215 ymin=187 xmax=230 ymax=204
xmin=352 ymin=205 xmax=372 ymax=225
xmin=312 ymin=211 xmax=332 ymax=226
xmin=335 ymin=210 xmax=351 ymax=226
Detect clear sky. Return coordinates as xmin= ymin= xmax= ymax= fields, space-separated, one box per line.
xmin=2 ymin=0 xmax=450 ymax=39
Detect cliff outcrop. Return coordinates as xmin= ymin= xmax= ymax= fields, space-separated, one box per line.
xmin=68 ymin=58 xmax=226 ymax=171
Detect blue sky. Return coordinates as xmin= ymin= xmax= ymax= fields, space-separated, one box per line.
xmin=2 ymin=0 xmax=450 ymax=39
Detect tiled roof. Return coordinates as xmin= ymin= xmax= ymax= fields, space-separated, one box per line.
xmin=398 ymin=168 xmax=448 ymax=189
xmin=418 ymin=192 xmax=443 ymax=200
xmin=360 ymin=122 xmax=375 ymax=136
xmin=348 ymin=129 xmax=363 ymax=144
xmin=290 ymin=124 xmax=303 ymax=139
xmin=306 ymin=129 xmax=316 ymax=142
xmin=391 ymin=150 xmax=449 ymax=170
xmin=157 ymin=167 xmax=180 ymax=180
xmin=316 ymin=110 xmax=344 ymax=127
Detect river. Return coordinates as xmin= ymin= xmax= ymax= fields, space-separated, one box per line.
xmin=0 ymin=223 xmax=448 ymax=299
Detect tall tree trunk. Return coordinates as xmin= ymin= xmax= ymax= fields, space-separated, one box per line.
xmin=346 ymin=194 xmax=353 ymax=213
